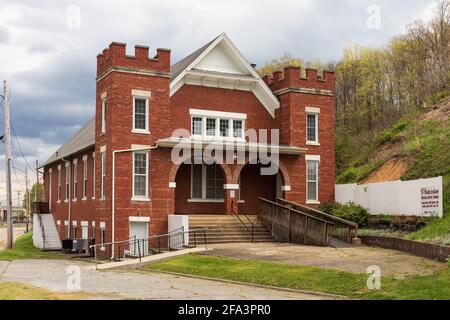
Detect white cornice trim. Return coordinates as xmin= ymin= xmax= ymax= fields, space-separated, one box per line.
xmin=170 ymin=33 xmax=279 ymax=118
xmin=189 ymin=108 xmax=247 ymax=120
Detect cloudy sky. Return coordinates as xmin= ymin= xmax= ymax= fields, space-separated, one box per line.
xmin=0 ymin=0 xmax=436 ymax=204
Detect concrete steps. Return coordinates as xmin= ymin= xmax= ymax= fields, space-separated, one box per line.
xmin=188 ymin=215 xmax=274 ymax=244
xmin=38 ymin=214 xmax=62 ymax=250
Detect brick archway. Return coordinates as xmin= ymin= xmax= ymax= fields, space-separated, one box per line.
xmin=169 ymin=161 xmax=232 ymax=184
xmin=231 ymin=158 xmax=291 ymax=186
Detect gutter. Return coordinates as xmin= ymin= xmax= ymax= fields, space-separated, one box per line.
xmin=111 ymin=143 xmax=159 ymax=259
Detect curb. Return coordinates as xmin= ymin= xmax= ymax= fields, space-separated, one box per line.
xmin=139 ymin=268 xmax=348 ymax=300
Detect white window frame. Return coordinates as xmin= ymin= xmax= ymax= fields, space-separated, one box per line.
xmin=101 ymin=150 xmax=106 ymax=200
xmin=65 ymin=162 xmax=69 ymax=202
xmin=189 ymin=163 xmax=224 ymax=203
xmin=189 ymin=109 xmax=246 ymax=141
xmin=101 ymin=97 xmax=106 ymax=134
xmin=57 ymin=165 xmax=61 ymax=203
xmin=132 ymin=151 xmax=150 ymax=201
xmin=306 ymin=159 xmax=319 ymax=204
xmin=48 ymin=168 xmax=52 ymax=210
xmin=82 ymin=155 xmax=88 ymax=200
xmin=132 ymin=92 xmax=150 ymax=134
xmin=73 ymin=159 xmax=78 ymax=201
xmin=92 ymin=152 xmax=96 ymax=199
xmin=306 ymin=107 xmax=320 ymax=146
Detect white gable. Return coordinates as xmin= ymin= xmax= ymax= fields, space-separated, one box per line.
xmin=194 ymin=45 xmax=248 ymax=75
xmin=170 ymin=33 xmax=279 ymax=118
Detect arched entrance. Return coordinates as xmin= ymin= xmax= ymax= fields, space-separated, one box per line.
xmin=237 ymin=161 xmax=286 ymax=215
xmin=174 ymin=160 xmax=229 ymax=215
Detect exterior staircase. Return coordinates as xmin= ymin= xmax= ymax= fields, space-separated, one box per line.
xmin=32 ymin=213 xmax=62 ymax=250
xmin=188 ymin=215 xmax=274 ymax=244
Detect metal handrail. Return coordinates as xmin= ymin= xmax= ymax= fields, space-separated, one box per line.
xmin=90 ymin=228 xmax=208 ymax=264
xmin=230 ymin=199 xmax=254 ymax=242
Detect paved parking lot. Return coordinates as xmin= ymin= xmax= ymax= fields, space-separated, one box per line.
xmin=0 ymin=259 xmax=335 ymax=300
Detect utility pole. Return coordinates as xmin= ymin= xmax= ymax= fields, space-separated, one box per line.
xmin=25 ymin=166 xmax=29 ymax=232
xmin=16 ymin=190 xmax=21 ymax=207
xmin=3 ymin=80 xmax=13 ymax=249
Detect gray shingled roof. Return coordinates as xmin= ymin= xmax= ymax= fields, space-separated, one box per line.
xmin=170 ymin=36 xmax=219 ymax=81
xmin=42 ymin=117 xmax=95 ymax=167
xmin=43 ymin=36 xmax=220 ymax=167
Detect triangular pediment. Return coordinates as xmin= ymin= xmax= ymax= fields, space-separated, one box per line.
xmin=170 ymin=33 xmax=279 ymax=117
xmin=193 ymin=44 xmax=249 ymax=75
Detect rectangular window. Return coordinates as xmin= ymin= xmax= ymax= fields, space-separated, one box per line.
xmin=206 ymin=118 xmax=216 ymax=136
xmin=65 ymin=163 xmax=69 ymax=201
xmin=101 ymin=152 xmax=106 ymax=199
xmin=100 ymin=228 xmax=105 ymax=245
xmin=219 ymin=119 xmax=230 ymax=137
xmin=306 ymin=114 xmax=318 ymax=143
xmin=101 ymin=98 xmax=106 ymax=133
xmin=306 ymin=160 xmax=319 ymax=202
xmin=73 ymin=161 xmax=78 ymax=200
xmin=92 ymin=153 xmax=96 ymax=199
xmin=57 ymin=166 xmax=61 ymax=202
xmin=190 ymin=112 xmax=246 ymax=140
xmin=133 ymin=97 xmax=149 ymax=132
xmin=191 ymin=164 xmax=224 ymax=200
xmin=206 ymin=165 xmax=224 ymax=199
xmin=83 ymin=158 xmax=88 ymax=199
xmin=133 ymin=152 xmax=148 ymax=198
xmin=191 ymin=164 xmax=203 ymax=199
xmin=233 ymin=120 xmax=243 ymax=138
xmin=48 ymin=169 xmax=52 ymax=209
xmin=192 ymin=117 xmax=202 ymax=136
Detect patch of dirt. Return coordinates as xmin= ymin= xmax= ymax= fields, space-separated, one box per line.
xmin=361 ymin=158 xmax=409 ymax=184
xmin=208 ymin=242 xmax=446 ymax=279
xmin=419 ymin=97 xmax=450 ymax=122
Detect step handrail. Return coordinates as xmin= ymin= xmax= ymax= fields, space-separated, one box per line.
xmin=277 ymin=198 xmax=358 ymax=228
xmin=37 ymin=213 xmax=46 ymax=250
xmin=230 ymin=199 xmax=254 ymax=242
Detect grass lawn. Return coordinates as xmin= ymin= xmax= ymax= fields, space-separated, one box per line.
xmin=0 ymin=282 xmax=93 ymax=300
xmin=147 ymin=254 xmax=450 ymax=300
xmin=0 ymin=233 xmax=62 ymax=261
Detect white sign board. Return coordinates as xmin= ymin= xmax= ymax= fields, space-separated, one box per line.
xmin=335 ymin=176 xmax=443 ymax=218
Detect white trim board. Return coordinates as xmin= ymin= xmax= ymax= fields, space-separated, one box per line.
xmin=170 ymin=33 xmax=279 ymax=118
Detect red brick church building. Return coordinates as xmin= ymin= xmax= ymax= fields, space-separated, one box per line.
xmin=41 ymin=33 xmax=335 ymax=249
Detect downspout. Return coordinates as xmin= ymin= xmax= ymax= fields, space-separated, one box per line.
xmin=62 ymin=157 xmax=71 ymax=238
xmin=111 ymin=144 xmax=158 ymax=259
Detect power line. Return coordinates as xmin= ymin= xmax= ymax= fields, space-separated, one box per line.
xmin=11 ymin=124 xmax=36 ymax=174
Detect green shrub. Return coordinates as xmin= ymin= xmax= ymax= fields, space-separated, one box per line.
xmin=336 ymin=167 xmax=359 ymax=184
xmin=425 ymin=91 xmax=450 ymax=105
xmin=319 ymin=201 xmax=369 ymax=228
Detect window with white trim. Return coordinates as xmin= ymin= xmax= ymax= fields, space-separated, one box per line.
xmin=132 ymin=152 xmax=148 ymax=199
xmin=190 ymin=116 xmax=245 ymax=140
xmin=101 ymin=151 xmax=106 ymax=199
xmin=73 ymin=161 xmax=78 ymax=200
xmin=65 ymin=163 xmax=69 ymax=201
xmin=57 ymin=166 xmax=61 ymax=202
xmin=83 ymin=157 xmax=88 ymax=199
xmin=306 ymin=113 xmax=318 ymax=143
xmin=133 ymin=97 xmax=149 ymax=132
xmin=192 ymin=117 xmax=202 ymax=135
xmin=92 ymin=153 xmax=96 ymax=199
xmin=101 ymin=98 xmax=106 ymax=133
xmin=191 ymin=163 xmax=224 ymax=200
xmin=306 ymin=160 xmax=319 ymax=202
